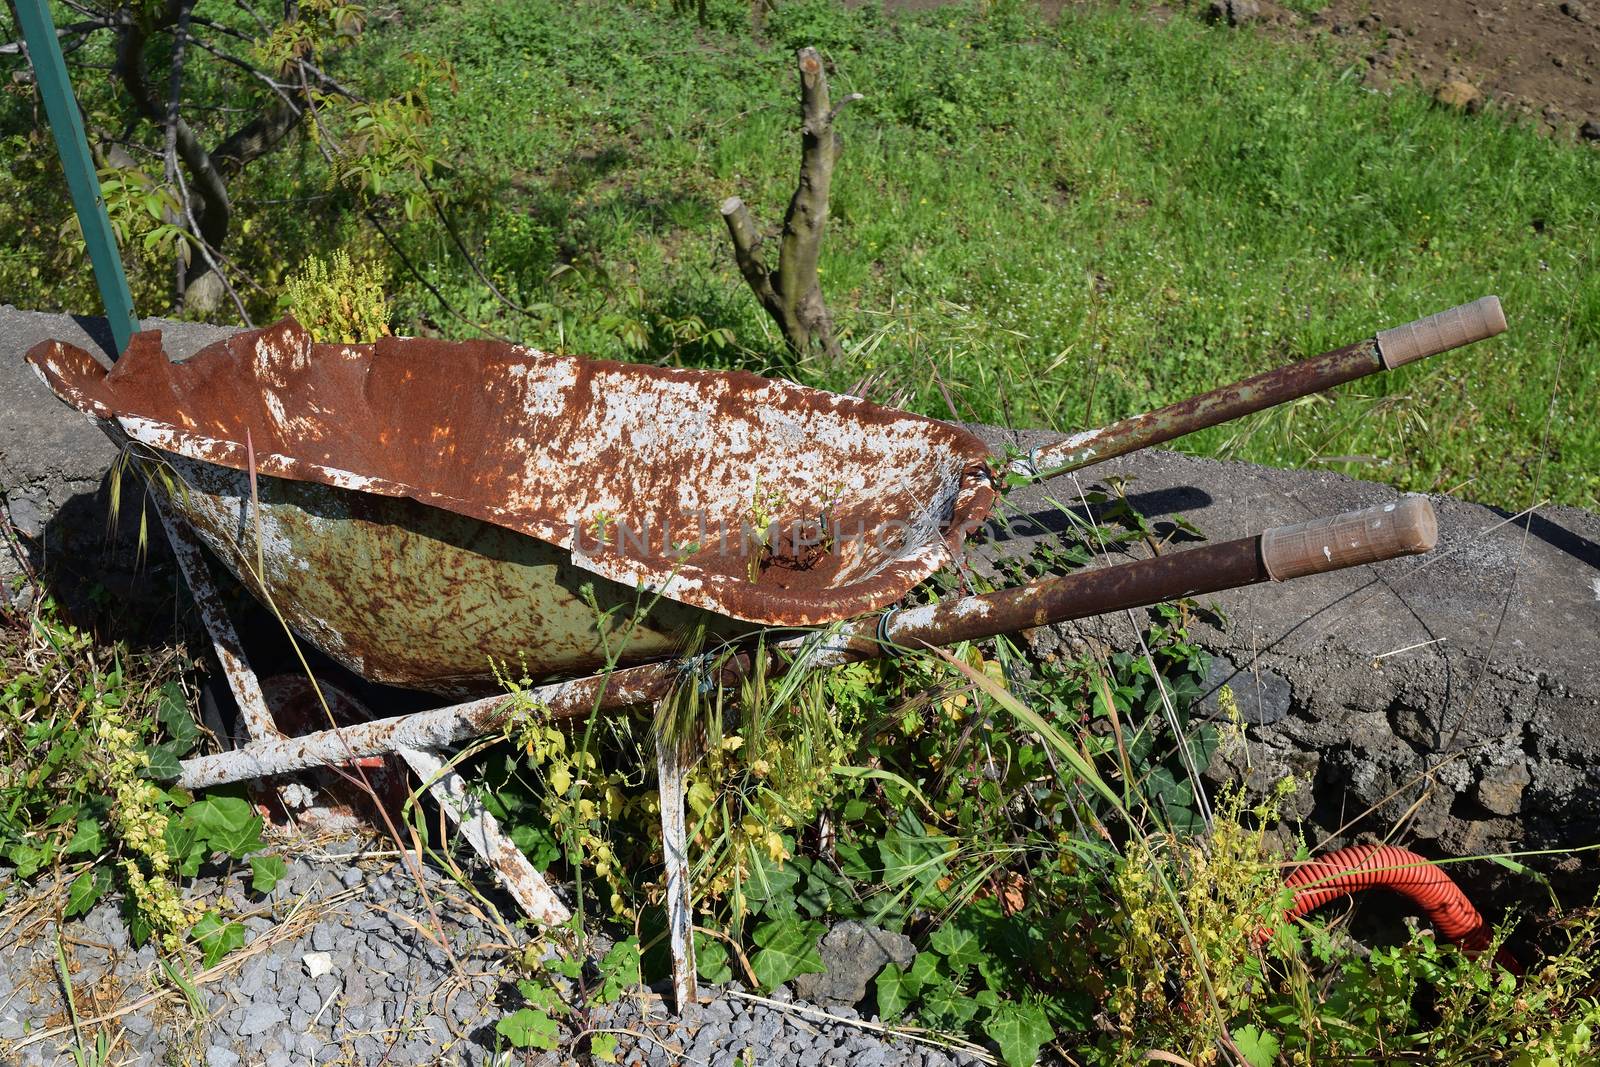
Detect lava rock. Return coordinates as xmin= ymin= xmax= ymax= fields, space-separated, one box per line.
xmin=1197 ymin=655 xmax=1292 ymax=726
xmin=1581 ymin=119 xmax=1600 ymax=141
xmin=1477 ymin=759 xmax=1532 ymax=816
xmin=1435 ymin=79 xmax=1484 ymax=113
xmin=1205 ymin=0 xmax=1262 ymax=26
xmin=792 ymin=921 xmax=916 ymax=1006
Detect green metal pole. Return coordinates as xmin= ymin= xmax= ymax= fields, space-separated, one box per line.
xmin=13 ymin=0 xmax=139 ymax=355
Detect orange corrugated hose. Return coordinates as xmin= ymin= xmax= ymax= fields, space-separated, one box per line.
xmin=1278 ymin=843 xmax=1522 ymax=973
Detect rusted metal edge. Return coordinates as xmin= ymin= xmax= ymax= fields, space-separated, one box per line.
xmin=398 ymin=746 xmax=572 ymax=927
xmin=175 ymin=498 xmax=1439 ymax=791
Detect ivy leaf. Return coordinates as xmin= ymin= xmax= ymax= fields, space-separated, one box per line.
xmin=929 ymin=924 xmax=985 ymax=972
xmin=249 ymin=855 xmax=287 ymax=894
xmin=748 ymin=915 xmax=825 ymax=991
xmin=191 ymin=912 xmax=247 ymax=968
xmin=65 ymin=867 xmax=112 ymax=918
xmin=8 ymin=842 xmax=47 ymax=879
xmin=879 ymin=809 xmax=952 ymax=887
xmin=186 ymin=795 xmax=264 ymax=858
xmin=64 ymin=819 xmax=103 ymax=857
xmin=907 ymin=950 xmax=942 ymax=990
xmin=496 ymin=1008 xmax=560 ymax=1050
xmin=1232 ymin=1025 xmax=1281 ymax=1067
xmin=983 ymin=1002 xmax=1054 ymax=1067
xmin=874 ymin=962 xmax=917 ymax=1020
xmin=921 ymin=978 xmax=979 ymax=1026
xmin=744 ymin=850 xmax=800 ymax=916
xmin=834 ymin=839 xmax=880 ymax=881
xmin=694 ymin=933 xmax=733 ymax=985
xmin=142 ymin=743 xmax=184 ymax=782
xmin=165 ymin=816 xmax=204 ymax=878
xmin=508 ymin=824 xmax=561 ymax=871
xmin=126 ymin=904 xmax=151 ymax=948
xmin=156 ymin=682 xmax=199 ymax=752
xmin=796 ymin=861 xmax=860 ymax=920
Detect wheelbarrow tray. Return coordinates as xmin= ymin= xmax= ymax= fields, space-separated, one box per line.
xmin=28 ymin=319 xmax=995 ymax=695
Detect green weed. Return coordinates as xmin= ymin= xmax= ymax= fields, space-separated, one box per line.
xmin=0 ymin=599 xmax=278 ymax=961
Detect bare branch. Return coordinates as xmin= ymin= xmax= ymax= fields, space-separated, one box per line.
xmin=0 ymin=17 xmax=111 ymax=55
xmin=720 ymin=196 xmax=778 ymax=310
xmin=366 ymin=210 xmax=514 ymax=343
xmin=418 ymin=170 xmax=545 ymax=321
xmin=116 ymin=12 xmax=232 ymax=262
xmin=827 ymin=91 xmax=863 ymax=125
xmin=186 ymin=36 xmax=301 ymax=109
xmin=165 ymin=0 xmax=193 ymax=304
xmin=171 ymin=159 xmax=252 ymax=323
xmin=775 ymin=47 xmax=833 ymax=314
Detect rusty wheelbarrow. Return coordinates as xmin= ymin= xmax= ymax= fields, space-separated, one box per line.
xmin=27 ymin=294 xmax=1504 ymax=1005
xmin=27 ymin=296 xmax=1504 ymax=706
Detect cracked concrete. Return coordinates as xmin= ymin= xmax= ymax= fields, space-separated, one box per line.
xmin=975 ymin=425 xmax=1600 ymax=905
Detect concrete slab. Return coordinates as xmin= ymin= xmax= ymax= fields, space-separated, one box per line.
xmin=973 ymin=426 xmax=1600 ymax=901
xmin=0 ymin=305 xmax=237 ymax=619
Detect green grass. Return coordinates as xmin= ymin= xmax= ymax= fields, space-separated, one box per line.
xmin=6 ymin=0 xmax=1598 ymax=508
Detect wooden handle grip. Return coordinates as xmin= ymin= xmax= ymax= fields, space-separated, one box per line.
xmin=1376 ymin=296 xmax=1506 ymax=369
xmin=1260 ymin=497 xmax=1438 ymax=581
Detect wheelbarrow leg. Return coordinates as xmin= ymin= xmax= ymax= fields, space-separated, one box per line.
xmin=656 ymin=719 xmax=698 ymax=1011
xmin=398 ymin=747 xmax=573 ymax=927
xmin=155 ymin=500 xmax=280 ymax=743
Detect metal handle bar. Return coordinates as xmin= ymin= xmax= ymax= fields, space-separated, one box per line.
xmin=1013 ymin=297 xmax=1505 ymax=482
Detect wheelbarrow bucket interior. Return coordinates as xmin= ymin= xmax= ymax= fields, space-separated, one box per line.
xmin=27 ymin=319 xmax=997 ymax=627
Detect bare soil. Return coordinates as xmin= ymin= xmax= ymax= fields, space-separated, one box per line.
xmin=1312 ymin=0 xmax=1600 ymax=136
xmin=873 ymin=0 xmax=1600 ymax=141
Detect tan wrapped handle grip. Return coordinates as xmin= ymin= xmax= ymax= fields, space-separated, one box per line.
xmin=1261 ymin=497 xmax=1438 ymax=581
xmin=1376 ymin=296 xmax=1506 ymax=369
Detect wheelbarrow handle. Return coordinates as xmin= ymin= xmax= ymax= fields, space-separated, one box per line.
xmin=1260 ymin=496 xmax=1436 ymax=580
xmin=1015 ymin=297 xmax=1506 ymax=482
xmin=874 ymin=497 xmax=1439 ymax=650
xmin=1376 ymin=296 xmax=1506 ymax=369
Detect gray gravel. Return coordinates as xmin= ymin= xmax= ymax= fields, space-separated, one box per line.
xmin=0 ymin=836 xmax=992 ymax=1066
xmin=0 ymin=839 xmax=509 ymax=1066
xmin=584 ymin=983 xmax=986 ymax=1067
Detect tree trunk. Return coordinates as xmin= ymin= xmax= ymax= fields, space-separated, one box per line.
xmin=721 ymin=47 xmax=860 ymax=364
